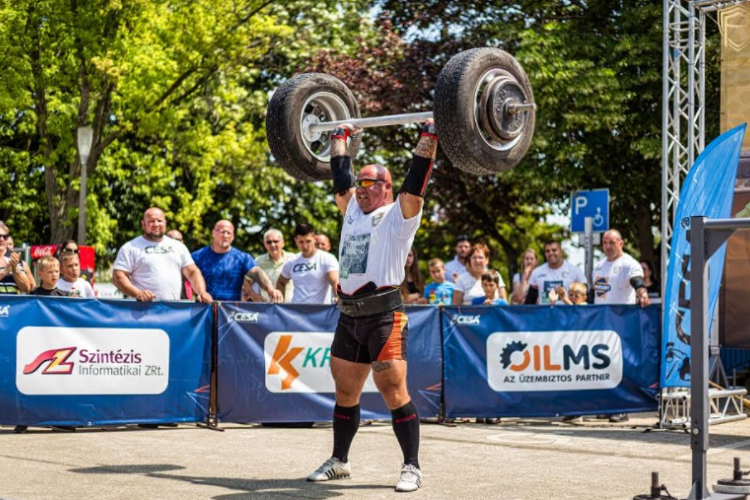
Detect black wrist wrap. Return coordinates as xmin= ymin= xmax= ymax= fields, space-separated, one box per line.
xmin=399 ymin=155 xmax=433 ymax=197
xmin=331 ymin=155 xmax=355 ymax=195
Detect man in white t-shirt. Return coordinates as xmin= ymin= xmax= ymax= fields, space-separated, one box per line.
xmin=305 ymin=121 xmax=437 ymax=493
xmin=592 ymin=229 xmax=650 ymax=424
xmin=112 ymin=207 xmax=212 ymax=303
xmin=276 ymin=223 xmax=338 ymax=304
xmin=443 ymin=234 xmax=471 ymax=283
xmin=524 ymin=241 xmax=586 ymax=305
xmin=593 ymin=229 xmax=650 ymax=307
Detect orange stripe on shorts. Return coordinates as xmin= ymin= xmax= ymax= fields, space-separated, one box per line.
xmin=377 ymin=311 xmax=407 ymax=361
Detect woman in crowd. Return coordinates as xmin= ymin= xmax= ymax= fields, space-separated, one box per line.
xmin=511 ymin=248 xmax=538 ymax=304
xmin=401 ymin=246 xmax=427 ymax=304
xmin=453 ymin=243 xmax=506 ymax=305
xmin=640 ymin=260 xmax=660 ymax=299
xmin=0 ymin=222 xmax=32 ymax=294
xmin=56 ymin=239 xmax=79 ymax=258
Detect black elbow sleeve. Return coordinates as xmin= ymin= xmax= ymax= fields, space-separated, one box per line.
xmin=630 ymin=277 xmax=645 ymax=290
xmin=331 ymin=155 xmax=355 ymax=195
xmin=399 ymin=156 xmax=433 ymax=197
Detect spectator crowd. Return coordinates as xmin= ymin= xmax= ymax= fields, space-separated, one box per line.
xmin=1 ymin=208 xmax=658 ymax=431
xmin=0 ymin=210 xmax=659 ymax=309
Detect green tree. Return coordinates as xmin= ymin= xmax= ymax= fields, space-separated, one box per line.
xmin=0 ymin=0 xmax=371 ymax=264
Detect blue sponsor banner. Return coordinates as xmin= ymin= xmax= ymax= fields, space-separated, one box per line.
xmin=442 ymin=305 xmax=660 ymax=417
xmin=661 ymin=124 xmax=746 ymax=388
xmin=0 ymin=296 xmax=212 ymax=426
xmin=216 ymin=303 xmax=441 ymax=422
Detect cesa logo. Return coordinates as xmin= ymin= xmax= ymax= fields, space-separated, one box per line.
xmin=230 ymin=311 xmax=259 ymax=323
xmin=23 ymin=347 xmax=77 ymax=375
xmin=292 ymin=263 xmax=318 ymax=273
xmin=0 ymin=304 xmax=9 ymax=317
xmin=455 ymin=314 xmax=481 ymax=325
xmin=487 ymin=330 xmax=623 ymax=392
xmin=264 ymin=332 xmax=378 ymax=394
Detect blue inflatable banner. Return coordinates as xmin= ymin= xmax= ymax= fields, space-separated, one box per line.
xmin=442 ymin=305 xmax=661 ymax=418
xmin=661 ymin=124 xmax=746 ymax=388
xmin=216 ymin=303 xmax=441 ymax=423
xmin=0 ymin=296 xmax=212 ymax=426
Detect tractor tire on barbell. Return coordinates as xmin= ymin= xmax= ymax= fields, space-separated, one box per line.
xmin=434 ymin=48 xmax=535 ymax=175
xmin=266 ymin=73 xmax=361 ymax=182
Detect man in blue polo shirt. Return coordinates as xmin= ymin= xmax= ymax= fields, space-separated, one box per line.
xmin=192 ymin=220 xmax=282 ymax=302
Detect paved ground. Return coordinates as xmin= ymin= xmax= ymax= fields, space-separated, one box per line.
xmin=2 ymin=413 xmax=750 ymax=500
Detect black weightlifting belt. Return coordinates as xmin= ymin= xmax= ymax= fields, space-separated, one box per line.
xmin=338 ymin=286 xmax=403 ymax=318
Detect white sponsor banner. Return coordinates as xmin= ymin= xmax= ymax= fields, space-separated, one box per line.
xmin=16 ymin=327 xmax=170 ymax=395
xmin=486 ymin=330 xmax=623 ymax=392
xmin=264 ymin=332 xmax=377 ymax=393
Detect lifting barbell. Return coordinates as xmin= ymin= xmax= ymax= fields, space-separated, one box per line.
xmin=266 ymin=47 xmax=536 ymax=181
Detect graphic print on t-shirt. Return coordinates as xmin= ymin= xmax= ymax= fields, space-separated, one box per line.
xmin=594 ymin=277 xmax=611 ymax=297
xmin=144 ymin=245 xmax=174 ymax=255
xmin=340 ymin=234 xmax=370 ymax=279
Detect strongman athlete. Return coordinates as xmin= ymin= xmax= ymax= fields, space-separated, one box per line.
xmin=306 ymin=121 xmax=437 ymax=492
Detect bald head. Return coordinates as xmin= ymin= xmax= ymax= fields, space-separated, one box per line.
xmin=142 ymin=207 xmax=167 ymax=241
xmin=602 ymin=229 xmax=624 ymax=261
xmin=356 ymin=164 xmax=393 ymax=213
xmin=212 ymin=220 xmax=235 ymax=253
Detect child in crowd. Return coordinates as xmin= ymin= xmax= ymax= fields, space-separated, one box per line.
xmin=56 ymin=253 xmax=95 ymax=298
xmin=472 ymin=270 xmax=508 ymax=305
xmin=423 ymin=258 xmax=455 ymax=305
xmin=549 ymin=282 xmax=588 ymax=305
xmin=31 ymin=256 xmax=66 ymax=296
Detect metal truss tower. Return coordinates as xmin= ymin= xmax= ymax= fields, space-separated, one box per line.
xmin=661 ymin=0 xmax=748 ymax=287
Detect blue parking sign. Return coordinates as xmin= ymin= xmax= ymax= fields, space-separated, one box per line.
xmin=570 ymin=189 xmax=609 ymax=233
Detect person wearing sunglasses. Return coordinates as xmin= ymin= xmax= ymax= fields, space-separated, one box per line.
xmin=306 ymin=120 xmax=437 ymax=493
xmin=0 ymin=222 xmax=32 ymax=294
xmin=247 ymin=228 xmax=296 ymax=303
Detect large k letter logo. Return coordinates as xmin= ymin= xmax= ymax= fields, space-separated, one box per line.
xmin=23 ymin=347 xmax=77 ymax=375
xmin=267 ymin=336 xmax=303 ymax=390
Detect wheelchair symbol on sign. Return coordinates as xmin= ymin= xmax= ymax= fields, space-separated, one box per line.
xmin=593 ymin=208 xmax=604 ymax=228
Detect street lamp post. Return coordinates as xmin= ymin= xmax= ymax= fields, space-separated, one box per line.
xmin=77 ymin=126 xmax=93 ymax=245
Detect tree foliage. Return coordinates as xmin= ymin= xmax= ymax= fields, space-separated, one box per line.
xmin=0 ymin=0 xmax=369 ymax=263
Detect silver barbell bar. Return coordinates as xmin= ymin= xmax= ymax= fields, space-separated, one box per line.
xmin=307 ymin=101 xmax=536 ymax=134
xmin=307 ymin=112 xmax=434 ymax=133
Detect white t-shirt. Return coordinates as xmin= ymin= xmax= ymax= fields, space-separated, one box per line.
xmin=593 ymin=252 xmax=643 ymax=304
xmin=281 ymin=250 xmax=339 ymax=304
xmin=455 ymin=272 xmax=505 ymax=305
xmin=113 ymin=235 xmax=194 ymax=301
xmin=56 ymin=278 xmax=95 ymax=298
xmin=528 ymin=261 xmax=587 ymax=304
xmin=338 ymin=197 xmax=421 ymax=295
xmin=444 ymin=256 xmax=468 ymax=283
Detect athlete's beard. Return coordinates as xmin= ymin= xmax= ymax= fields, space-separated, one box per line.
xmin=144 ymin=229 xmax=164 ymax=241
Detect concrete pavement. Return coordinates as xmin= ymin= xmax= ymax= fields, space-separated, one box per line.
xmin=2 ymin=413 xmax=750 ymax=500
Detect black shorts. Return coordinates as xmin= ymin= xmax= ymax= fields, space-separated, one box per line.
xmin=331 ymin=306 xmax=409 ymax=364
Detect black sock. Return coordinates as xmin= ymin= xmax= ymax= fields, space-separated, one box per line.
xmin=391 ymin=400 xmax=420 ymax=468
xmin=332 ymin=404 xmax=360 ymax=462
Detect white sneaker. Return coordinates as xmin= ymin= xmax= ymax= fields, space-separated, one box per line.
xmin=395 ymin=463 xmax=422 ymax=492
xmin=306 ymin=457 xmax=351 ymax=482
